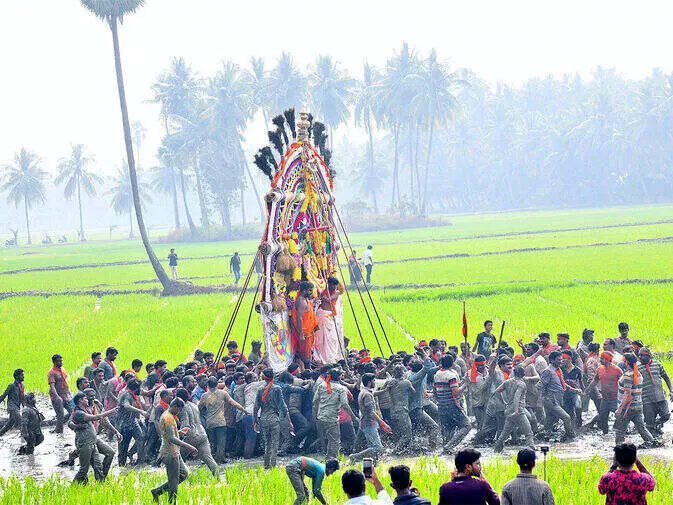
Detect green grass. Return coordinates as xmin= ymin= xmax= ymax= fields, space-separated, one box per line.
xmin=0 ymin=455 xmax=671 ymax=505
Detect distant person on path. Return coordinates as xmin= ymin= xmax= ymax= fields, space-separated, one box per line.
xmin=341 ymin=467 xmax=393 ymax=505
xmin=151 ymin=398 xmax=198 ymax=504
xmin=0 ymin=368 xmax=24 ymax=436
xmin=286 ymin=456 xmax=339 ymax=505
xmin=168 ymin=248 xmax=179 ymax=280
xmin=438 ymin=448 xmax=499 ymax=505
xmin=473 ymin=320 xmax=497 ymax=356
xmin=501 ymin=448 xmax=555 ymax=505
xmin=361 ymin=245 xmax=374 ymax=284
xmin=48 ymin=354 xmax=72 ymax=434
xmin=598 ymin=443 xmax=655 ymax=505
xmin=19 ymin=393 xmax=44 ymax=454
xmin=230 ymin=252 xmax=242 ymax=285
xmin=348 ymin=251 xmax=361 ymax=287
xmin=388 ymin=464 xmax=432 ymax=505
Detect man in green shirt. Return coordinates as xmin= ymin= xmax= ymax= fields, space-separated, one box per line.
xmin=286 ymin=456 xmax=339 ymax=505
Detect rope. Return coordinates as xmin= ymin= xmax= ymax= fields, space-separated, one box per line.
xmin=335 ymin=252 xmax=367 ymax=352
xmin=333 ymin=205 xmax=394 ymax=355
xmin=216 ymin=251 xmax=259 ymax=362
xmin=237 ymin=273 xmax=262 ymax=364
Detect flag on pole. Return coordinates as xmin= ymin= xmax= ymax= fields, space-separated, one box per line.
xmin=462 ymin=301 xmax=468 ymax=341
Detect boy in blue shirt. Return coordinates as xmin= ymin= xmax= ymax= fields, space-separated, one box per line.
xmin=286 ymin=456 xmax=339 ymax=505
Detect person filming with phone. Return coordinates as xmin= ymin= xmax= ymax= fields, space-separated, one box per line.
xmin=342 ymin=464 xmax=393 ymax=505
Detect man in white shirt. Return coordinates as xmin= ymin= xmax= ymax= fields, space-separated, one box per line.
xmin=342 ymin=467 xmax=393 ymax=505
xmin=361 ymin=245 xmax=374 ymax=284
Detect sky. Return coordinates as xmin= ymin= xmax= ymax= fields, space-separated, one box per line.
xmin=1 ymin=0 xmax=673 ymax=231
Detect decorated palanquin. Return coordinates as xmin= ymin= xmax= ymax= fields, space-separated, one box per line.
xmin=254 ymin=110 xmax=339 ymax=371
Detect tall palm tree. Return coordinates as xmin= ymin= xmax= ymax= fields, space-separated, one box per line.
xmin=1 ymin=148 xmax=48 ymax=245
xmin=55 ymin=144 xmax=103 ymax=241
xmin=245 ymin=56 xmax=271 ymax=127
xmin=81 ymin=0 xmax=172 ymax=291
xmin=268 ymin=52 xmax=307 ymax=113
xmin=131 ymin=120 xmax=147 ymax=168
xmin=354 ymin=63 xmax=382 ymax=210
xmin=109 ymin=163 xmax=152 ymax=239
xmin=152 ymin=141 xmax=181 ymax=229
xmin=309 ymin=55 xmax=356 ymax=149
xmin=414 ymin=50 xmax=461 ymax=215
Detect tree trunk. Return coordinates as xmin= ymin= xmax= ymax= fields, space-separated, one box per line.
xmin=391 ymin=123 xmax=400 ymax=207
xmin=238 ymin=147 xmax=264 ymax=221
xmin=414 ymin=124 xmax=422 ymax=203
xmin=420 ymin=122 xmax=435 ymax=216
xmin=129 ymin=206 xmax=134 ymax=238
xmin=223 ymin=201 xmax=232 ymax=235
xmin=193 ymin=153 xmax=210 ymax=227
xmin=408 ymin=126 xmax=415 ymax=205
xmin=365 ymin=114 xmax=378 ymax=213
xmin=24 ymin=195 xmax=31 ymax=245
xmin=240 ymin=186 xmax=246 ymax=227
xmin=163 ymin=118 xmax=181 ymax=230
xmin=77 ymin=174 xmax=86 ymax=241
xmin=109 ymin=16 xmax=171 ymax=291
xmin=179 ymin=168 xmax=196 ymax=234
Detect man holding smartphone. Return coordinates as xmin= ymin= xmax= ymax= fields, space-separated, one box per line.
xmin=598 ymin=443 xmax=655 ymax=504
xmin=342 ymin=466 xmax=393 ymax=505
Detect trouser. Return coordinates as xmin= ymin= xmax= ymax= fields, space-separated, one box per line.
xmin=598 ymin=399 xmax=618 ymax=433
xmin=20 ymin=431 xmax=44 ymax=454
xmin=543 ymin=394 xmax=575 ymax=438
xmin=472 ymin=405 xmax=485 ymax=429
xmin=0 ymin=408 xmax=20 ymax=436
xmin=261 ymin=420 xmax=281 ymax=468
xmin=391 ymin=414 xmax=413 ymax=453
xmin=171 ymin=265 xmax=178 ymax=280
xmin=643 ymin=400 xmax=670 ymax=433
xmin=439 ymin=407 xmax=471 ymax=450
xmin=525 ymin=407 xmax=540 ymax=433
xmin=495 ymin=413 xmax=533 ymax=452
xmin=51 ymin=396 xmax=72 ymax=434
xmin=242 ymin=415 xmax=257 ymax=459
xmin=563 ymin=394 xmax=583 ymax=427
xmin=350 ymin=426 xmax=384 ymax=461
xmin=365 ymin=264 xmax=372 ymax=283
xmin=145 ymin=422 xmax=161 ymax=463
xmin=411 ymin=407 xmax=440 ymax=448
xmin=184 ymin=436 xmax=218 ymax=475
xmin=234 ymin=269 xmax=241 ymax=284
xmin=582 ymin=388 xmax=601 ymax=413
xmin=152 ymin=454 xmax=189 ymax=504
xmin=96 ymin=438 xmax=115 ymax=479
xmin=340 ymin=420 xmax=356 ymax=455
xmin=286 ymin=411 xmax=311 ymax=452
xmin=472 ymin=411 xmax=505 ymax=445
xmin=73 ymin=442 xmax=103 ymax=484
xmin=614 ymin=409 xmax=654 ymax=444
xmin=527 ymin=404 xmax=545 ymax=429
xmin=318 ymin=419 xmax=340 ymax=458
xmin=286 ymin=463 xmax=310 ymax=505
xmin=118 ymin=423 xmax=144 ymax=466
xmin=206 ymin=426 xmax=228 ymax=462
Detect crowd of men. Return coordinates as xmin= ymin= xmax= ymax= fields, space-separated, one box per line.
xmin=0 ymin=319 xmax=671 ymax=502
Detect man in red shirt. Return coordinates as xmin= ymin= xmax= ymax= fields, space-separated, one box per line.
xmin=598 ymin=443 xmax=655 ymax=505
xmin=586 ymin=352 xmax=622 ymax=434
xmin=47 ymin=354 xmax=72 ymax=434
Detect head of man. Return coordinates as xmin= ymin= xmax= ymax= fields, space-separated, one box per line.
xmin=169 ymin=397 xmax=185 ymax=416
xmin=73 ymin=392 xmax=89 ymax=410
xmin=91 ymin=352 xmax=102 ymax=365
xmin=174 ymin=388 xmax=189 ymax=403
xmin=83 ymin=388 xmax=97 ymax=402
xmin=498 ymin=356 xmax=513 ymax=374
xmin=299 ymin=281 xmax=314 ymax=298
xmin=516 ymin=448 xmax=536 ymax=473
xmin=93 ymin=368 xmax=104 ymax=382
xmin=561 ymin=351 xmax=574 ymax=368
xmin=549 ymin=350 xmax=563 ymax=368
xmin=484 ymin=320 xmax=493 ymax=333
xmin=624 ymin=352 xmax=638 ymax=370
xmin=588 ymin=342 xmax=601 ymax=354
xmin=251 ymin=339 xmax=263 ymax=351
xmin=76 ymin=376 xmax=90 ymax=391
xmin=361 ymin=373 xmax=376 ymax=390
xmin=392 ymin=364 xmax=406 ymax=379
xmin=170 ymin=248 xmax=175 ymax=253
xmin=389 ymin=465 xmax=413 ymax=494
xmin=183 ymin=375 xmax=196 ymax=391
xmin=327 ymin=276 xmax=340 ymax=293
xmin=557 ymin=333 xmax=570 ymax=348
xmin=52 ymin=354 xmax=63 ymax=368
xmin=582 ymin=328 xmax=595 ymax=343
xmin=126 ymin=379 xmax=141 ymax=394
xmin=614 ymin=443 xmax=637 ymax=469
xmin=525 ymin=342 xmax=540 ymax=358
xmin=24 ymin=392 xmax=36 ymax=407
xmin=538 ymin=332 xmax=551 ymax=347
xmin=13 ymin=369 xmax=24 ymax=382
xmin=440 ymin=354 xmax=455 ymax=370
xmin=638 ymin=347 xmax=652 ymax=365
xmin=263 ymin=368 xmax=275 ymax=382
xmin=618 ymin=322 xmax=629 ymax=339
xmin=600 ymin=351 xmax=614 ymax=366
xmin=194 ymin=349 xmax=204 ymax=362
xmin=513 ymin=365 xmax=525 ymax=379
xmin=342 ymin=469 xmax=366 ymax=499
xmin=603 ymin=338 xmax=616 ymax=352
xmin=474 ymin=355 xmax=486 ymax=373
xmin=154 ymin=360 xmax=168 ymax=375
xmin=455 ymin=449 xmax=482 ymax=477
xmin=325 ymin=458 xmax=340 ymax=477
xmin=131 ymin=359 xmax=142 ymax=372
xmin=429 ymin=339 xmax=441 ymax=353
xmin=105 ymin=347 xmax=118 ymax=361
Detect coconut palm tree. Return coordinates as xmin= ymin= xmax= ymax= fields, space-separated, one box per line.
xmin=268 ymin=52 xmax=307 ymax=113
xmin=1 ymin=148 xmax=48 ymax=245
xmin=152 ymin=141 xmax=181 ymax=229
xmin=131 ymin=120 xmax=147 ymax=168
xmin=55 ymin=144 xmax=103 ymax=241
xmin=245 ymin=56 xmax=271 ymax=127
xmin=309 ymin=55 xmax=356 ymax=149
xmin=354 ymin=63 xmax=382 ymax=210
xmin=81 ymin=0 xmax=172 ymax=292
xmin=109 ymin=163 xmax=152 ymax=239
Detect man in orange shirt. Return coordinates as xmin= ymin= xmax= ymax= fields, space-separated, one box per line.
xmin=292 ymin=281 xmax=319 ymax=363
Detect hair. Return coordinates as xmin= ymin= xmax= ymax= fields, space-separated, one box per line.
xmin=361 ymin=373 xmax=376 ymax=388
xmin=582 ymin=328 xmax=594 ymax=339
xmin=105 ymin=347 xmax=118 ymax=357
xmin=52 ymin=354 xmax=62 ymax=363
xmin=327 ymin=276 xmax=339 ymax=286
xmin=538 ymin=332 xmax=550 ymax=340
xmin=160 ymin=389 xmax=174 ymax=400
xmin=169 ymin=397 xmax=185 ymax=411
xmin=484 ymin=320 xmax=493 ymax=326
xmin=13 ymin=369 xmax=23 ymax=380
xmin=326 ymin=458 xmax=340 ymax=472
xmin=207 ymin=377 xmax=219 ymax=389
xmin=91 ymin=352 xmax=101 ymax=360
xmin=614 ymin=443 xmax=637 ymax=467
xmin=455 ymin=449 xmax=481 ymax=473
xmin=548 ymin=350 xmax=562 ymax=361
xmin=227 ymin=341 xmax=238 ymax=350
xmin=440 ymin=354 xmax=455 ymax=369
xmin=145 ymin=363 xmax=154 ymax=372
xmin=618 ymin=322 xmax=629 ymax=332
xmin=251 ymin=339 xmax=262 ymax=348
xmin=341 ymin=469 xmax=366 ymax=498
xmin=389 ymin=465 xmax=411 ymax=491
xmin=126 ymin=379 xmax=141 ymax=393
xmin=233 ymin=372 xmax=245 ymax=383
xmin=588 ymin=342 xmax=601 ymax=352
xmin=527 ymin=342 xmax=540 ymax=353
xmin=224 ymin=376 xmax=235 ymax=387
xmin=498 ymin=356 xmax=512 ymax=367
xmin=244 ymin=372 xmax=255 ymax=384
xmin=154 ymin=360 xmax=168 ymax=369
xmin=131 ymin=359 xmax=142 ymax=369
xmin=300 ymin=281 xmax=314 ymax=292
xmin=557 ymin=332 xmax=570 ymax=340
xmin=263 ymin=368 xmax=274 ymax=380
xmin=174 ymin=388 xmax=189 ymax=402
xmin=513 ymin=365 xmax=525 ymax=378
xmin=327 ymin=368 xmax=342 ymax=380
xmin=73 ymin=392 xmax=87 ymax=407
xmin=429 ymin=338 xmax=440 ymax=347
xmin=517 ymin=448 xmax=536 ymax=471
xmin=409 ymin=360 xmax=423 ymax=372
xmin=624 ymin=353 xmax=638 ymax=366
xmin=76 ymin=377 xmax=89 ymax=390
xmin=164 ymin=376 xmax=180 ymax=389
xmin=604 ymin=338 xmax=616 ymax=348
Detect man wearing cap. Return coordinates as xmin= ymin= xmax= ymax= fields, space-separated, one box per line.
xmin=286 ymin=456 xmax=339 ymax=505
xmin=614 ymin=353 xmax=659 ymax=447
xmin=501 ymin=448 xmax=555 ymax=505
xmin=638 ymin=347 xmax=673 ymax=436
xmin=614 ymin=323 xmax=632 ymax=355
xmin=539 ymin=351 xmax=575 ymax=440
xmin=586 ymin=351 xmax=622 ymax=434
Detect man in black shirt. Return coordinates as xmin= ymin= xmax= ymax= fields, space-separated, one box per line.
xmin=168 ymin=248 xmax=178 ymax=280
xmin=473 ymin=320 xmax=497 ymax=357
xmin=0 ymin=369 xmax=24 ymax=436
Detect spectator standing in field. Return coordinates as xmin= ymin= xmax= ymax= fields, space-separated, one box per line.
xmin=168 ymin=248 xmax=179 ymax=280
xmin=501 ymin=448 xmax=555 ymax=505
xmin=48 ymin=354 xmax=72 ymax=434
xmin=598 ymin=443 xmax=655 ymax=505
xmin=286 ymin=456 xmax=339 ymax=505
xmin=0 ymin=368 xmax=24 ymax=436
xmin=83 ymin=352 xmax=102 ymax=380
xmin=388 ymin=464 xmax=432 ymax=505
xmin=438 ymin=449 xmax=500 ymax=505
xmin=342 ymin=467 xmax=393 ymax=505
xmin=361 ymin=245 xmax=374 ymax=284
xmin=473 ymin=320 xmax=497 ymax=357
xmin=19 ymin=393 xmax=44 ymax=454
xmin=99 ymin=347 xmax=118 ymax=381
xmin=230 ymin=252 xmax=242 ymax=285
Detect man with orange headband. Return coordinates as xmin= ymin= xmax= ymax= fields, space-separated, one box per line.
xmin=638 ymin=347 xmax=673 ymax=436
xmin=586 ymin=351 xmax=622 ymax=434
xmin=614 ymin=353 xmax=659 ymax=447
xmin=466 ymin=355 xmax=489 ymax=429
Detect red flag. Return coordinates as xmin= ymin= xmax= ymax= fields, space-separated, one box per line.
xmin=462 ymin=302 xmax=468 ymax=341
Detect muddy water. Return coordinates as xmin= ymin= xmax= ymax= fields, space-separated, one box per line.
xmin=2 ymin=395 xmax=673 ymax=481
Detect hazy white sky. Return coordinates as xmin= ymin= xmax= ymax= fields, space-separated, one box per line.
xmin=1 ymin=0 xmax=673 ymax=177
